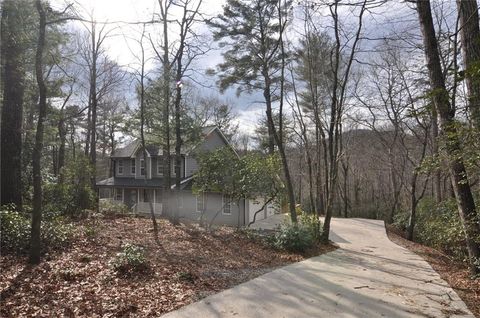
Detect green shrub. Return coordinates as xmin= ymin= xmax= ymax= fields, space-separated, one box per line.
xmin=177 ymin=271 xmax=196 ymax=283
xmin=299 ymin=213 xmax=322 ymax=242
xmin=393 ymin=198 xmax=469 ymax=260
xmin=43 ymin=155 xmax=96 ymax=217
xmin=112 ymin=243 xmax=149 ymax=274
xmin=416 ymin=199 xmax=467 ymax=259
xmin=42 ymin=218 xmax=74 ymax=248
xmin=0 ymin=205 xmax=31 ymax=253
xmin=84 ymin=224 xmax=98 ymax=238
xmin=0 ymin=205 xmax=74 ymax=254
xmin=274 ymin=223 xmax=315 ymax=252
xmin=99 ymin=199 xmax=129 ymax=217
xmin=393 ymin=210 xmax=410 ymax=231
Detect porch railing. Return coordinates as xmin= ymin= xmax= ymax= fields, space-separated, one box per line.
xmin=134 ymin=202 xmax=163 ymax=215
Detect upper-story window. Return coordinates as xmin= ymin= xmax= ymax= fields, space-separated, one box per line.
xmin=118 ymin=159 xmax=124 ymax=175
xmin=140 ymin=159 xmax=145 ymax=176
xmin=157 ymin=158 xmax=164 ymax=176
xmin=131 ymin=159 xmax=135 ymax=174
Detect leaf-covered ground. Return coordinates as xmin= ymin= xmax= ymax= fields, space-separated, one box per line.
xmin=386 ymin=225 xmax=480 ymax=318
xmin=0 ymin=217 xmax=335 ymax=317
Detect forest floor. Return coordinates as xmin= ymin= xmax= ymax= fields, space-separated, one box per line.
xmin=0 ymin=216 xmax=335 ymax=317
xmin=386 ymin=225 xmax=480 ymax=317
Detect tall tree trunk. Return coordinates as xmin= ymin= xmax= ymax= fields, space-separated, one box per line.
xmin=387 ymin=149 xmax=403 ymax=225
xmin=173 ymin=77 xmax=182 ymax=224
xmin=457 ymin=0 xmax=480 ymax=128
xmin=431 ymin=108 xmax=442 ymax=203
xmin=306 ymin=147 xmax=315 ymax=214
xmin=406 ymin=172 xmax=419 ymax=241
xmin=70 ymin=122 xmax=76 ymax=161
xmin=341 ymin=159 xmax=349 ymax=218
xmin=158 ymin=0 xmax=172 ymax=218
xmin=1 ymin=0 xmax=25 ymax=209
xmin=30 ymin=0 xmax=47 ymax=264
xmin=298 ymin=153 xmax=302 ymax=203
xmin=84 ymin=103 xmax=91 ymax=156
xmin=263 ymin=75 xmax=297 ymax=223
xmin=417 ymin=0 xmax=480 ymax=274
xmin=139 ymin=44 xmax=159 ymax=241
xmin=267 ymin=116 xmax=275 ymax=154
xmin=58 ymin=117 xmax=66 ymax=177
xmin=161 ymin=1 xmax=172 ymax=191
xmin=315 ymin=126 xmax=324 ymax=214
xmin=89 ymin=21 xmax=98 ymax=194
xmin=321 ymin=0 xmax=366 ymax=243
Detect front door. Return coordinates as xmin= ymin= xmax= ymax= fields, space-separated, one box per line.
xmin=128 ymin=189 xmax=137 ymax=208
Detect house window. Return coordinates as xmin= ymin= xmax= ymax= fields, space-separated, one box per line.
xmin=118 ymin=159 xmax=124 ymax=175
xmin=171 ymin=158 xmax=180 ymax=176
xmin=223 ymin=195 xmax=232 ymax=215
xmin=140 ymin=159 xmax=145 ymax=176
xmin=196 ymin=192 xmax=204 ymax=213
xmin=115 ymin=188 xmax=122 ymax=201
xmin=157 ymin=159 xmax=164 ymax=175
xmin=131 ymin=159 xmax=135 ymax=174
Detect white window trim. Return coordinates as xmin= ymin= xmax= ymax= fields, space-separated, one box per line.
xmin=115 ymin=188 xmax=123 ymax=201
xmin=157 ymin=158 xmax=164 ymax=176
xmin=140 ymin=158 xmax=145 ymax=176
xmin=117 ymin=159 xmax=124 ymax=175
xmin=131 ymin=158 xmax=135 ymax=174
xmin=148 ymin=157 xmax=152 ymax=179
xmin=195 ymin=192 xmax=204 ymax=213
xmin=222 ymin=194 xmax=232 ymax=215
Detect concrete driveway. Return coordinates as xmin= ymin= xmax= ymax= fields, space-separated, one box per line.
xmin=162 ymin=217 xmax=474 ymax=318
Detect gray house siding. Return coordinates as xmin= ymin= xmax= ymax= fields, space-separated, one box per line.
xmin=176 ymin=191 xmax=245 ymax=227
xmin=198 ymin=129 xmax=228 ymax=151
xmin=185 ymin=156 xmax=198 ymax=177
xmin=115 ymin=158 xmax=136 ymax=178
xmin=104 ymin=188 xmax=245 ymax=227
xmin=99 ymin=127 xmax=248 ymax=227
xmin=185 ymin=129 xmax=229 ymax=177
xmin=150 ymin=156 xmax=185 ymax=179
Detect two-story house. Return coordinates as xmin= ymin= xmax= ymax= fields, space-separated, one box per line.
xmin=97 ymin=126 xmax=274 ymax=227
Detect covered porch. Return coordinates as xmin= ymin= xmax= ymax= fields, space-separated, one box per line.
xmin=97 ymin=177 xmax=165 ymax=215
xmin=100 ymin=187 xmax=163 ymax=214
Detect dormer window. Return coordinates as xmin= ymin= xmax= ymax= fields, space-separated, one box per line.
xmin=118 ymin=159 xmax=124 ymax=175
xmin=140 ymin=159 xmax=145 ymax=176
xmin=131 ymin=159 xmax=135 ymax=174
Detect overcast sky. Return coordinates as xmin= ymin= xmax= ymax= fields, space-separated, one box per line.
xmin=48 ymin=0 xmax=438 ymax=135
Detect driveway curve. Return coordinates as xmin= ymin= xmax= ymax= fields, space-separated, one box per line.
xmin=162 ymin=218 xmax=474 ymax=318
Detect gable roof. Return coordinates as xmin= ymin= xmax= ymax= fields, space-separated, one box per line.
xmin=111 ymin=126 xmax=235 ymax=159
xmin=111 ymin=139 xmax=140 ymax=158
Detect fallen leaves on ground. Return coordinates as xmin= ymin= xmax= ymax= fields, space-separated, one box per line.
xmin=386 ymin=225 xmax=480 ymax=318
xmin=1 ymin=217 xmax=335 ymax=317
